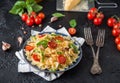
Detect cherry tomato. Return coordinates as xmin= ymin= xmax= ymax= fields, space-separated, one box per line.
xmin=26 ymin=17 xmax=34 ymax=26
xmin=97 ymin=13 xmax=104 ymax=19
xmin=87 ymin=12 xmax=96 ymax=20
xmin=32 ymin=54 xmax=40 ymax=62
xmin=68 ymin=28 xmax=76 ymax=35
xmin=93 ymin=17 xmax=102 ymax=25
xmin=89 ymin=7 xmax=97 ymax=14
xmin=38 ymin=12 xmax=45 ymax=19
xmin=112 ymin=29 xmax=120 ymax=37
xmin=25 ymin=45 xmax=34 ymax=51
xmin=21 ymin=13 xmax=28 ymax=22
xmin=107 ymin=17 xmax=117 ymax=27
xmin=115 ymin=36 xmax=120 ymax=44
xmin=48 ymin=41 xmax=57 ymax=49
xmin=117 ymin=43 xmax=120 ymax=51
xmin=39 ymin=34 xmax=45 ymax=38
xmin=35 ymin=16 xmax=42 ymax=25
xmin=31 ymin=11 xmax=37 ymax=17
xmin=55 ymin=36 xmax=64 ymax=41
xmin=113 ymin=22 xmax=120 ymax=29
xmin=58 ymin=55 xmax=66 ymax=64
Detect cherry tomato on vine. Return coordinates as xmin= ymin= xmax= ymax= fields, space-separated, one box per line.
xmin=35 ymin=16 xmax=42 ymax=25
xmin=58 ymin=55 xmax=66 ymax=64
xmin=113 ymin=22 xmax=120 ymax=29
xmin=112 ymin=29 xmax=120 ymax=37
xmin=21 ymin=13 xmax=28 ymax=22
xmin=89 ymin=7 xmax=98 ymax=14
xmin=117 ymin=43 xmax=120 ymax=51
xmin=97 ymin=13 xmax=104 ymax=19
xmin=93 ymin=17 xmax=102 ymax=25
xmin=107 ymin=17 xmax=117 ymax=27
xmin=87 ymin=12 xmax=96 ymax=20
xmin=26 ymin=17 xmax=34 ymax=26
xmin=68 ymin=28 xmax=76 ymax=35
xmin=115 ymin=37 xmax=120 ymax=44
xmin=38 ymin=12 xmax=45 ymax=19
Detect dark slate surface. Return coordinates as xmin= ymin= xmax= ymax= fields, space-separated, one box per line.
xmin=0 ymin=0 xmax=120 ymax=83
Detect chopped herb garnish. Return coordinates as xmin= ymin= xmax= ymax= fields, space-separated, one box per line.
xmin=69 ymin=43 xmax=78 ymax=54
xmin=37 ymin=40 xmax=48 ymax=48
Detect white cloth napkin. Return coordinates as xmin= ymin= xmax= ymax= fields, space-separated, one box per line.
xmin=15 ymin=26 xmax=85 ymax=81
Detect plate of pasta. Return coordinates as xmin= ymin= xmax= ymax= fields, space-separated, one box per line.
xmin=23 ymin=32 xmax=82 ymax=72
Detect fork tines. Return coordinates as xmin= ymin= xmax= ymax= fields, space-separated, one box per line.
xmin=84 ymin=28 xmax=94 ymax=45
xmin=96 ymin=29 xmax=105 ymax=47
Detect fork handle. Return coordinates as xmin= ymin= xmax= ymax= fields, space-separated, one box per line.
xmin=90 ymin=45 xmax=96 ymax=58
xmin=90 ymin=56 xmax=102 ymax=75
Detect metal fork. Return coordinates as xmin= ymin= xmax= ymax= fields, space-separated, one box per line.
xmin=84 ymin=28 xmax=96 ymax=59
xmin=90 ymin=29 xmax=105 ymax=75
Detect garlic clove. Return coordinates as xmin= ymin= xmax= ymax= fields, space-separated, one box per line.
xmin=2 ymin=41 xmax=11 ymax=51
xmin=49 ymin=16 xmax=58 ymax=23
xmin=17 ymin=36 xmax=23 ymax=47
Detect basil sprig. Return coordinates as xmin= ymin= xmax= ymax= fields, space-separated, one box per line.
xmin=9 ymin=0 xmax=43 ymax=16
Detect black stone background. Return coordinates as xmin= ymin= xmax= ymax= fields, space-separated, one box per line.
xmin=0 ymin=0 xmax=120 ymax=83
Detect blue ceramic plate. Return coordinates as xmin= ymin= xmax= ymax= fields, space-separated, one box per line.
xmin=23 ymin=32 xmax=82 ymax=73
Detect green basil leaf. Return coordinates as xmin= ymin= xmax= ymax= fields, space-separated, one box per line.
xmin=26 ymin=0 xmax=36 ymax=6
xmin=32 ymin=4 xmax=43 ymax=12
xmin=14 ymin=1 xmax=26 ymax=8
xmin=69 ymin=43 xmax=78 ymax=54
xmin=9 ymin=1 xmax=26 ymax=15
xmin=9 ymin=5 xmax=22 ymax=14
xmin=37 ymin=40 xmax=48 ymax=48
xmin=18 ymin=9 xmax=24 ymax=16
xmin=52 ymin=13 xmax=65 ymax=18
xmin=41 ymin=51 xmax=44 ymax=62
xmin=69 ymin=19 xmax=77 ymax=28
xmin=26 ymin=4 xmax=33 ymax=14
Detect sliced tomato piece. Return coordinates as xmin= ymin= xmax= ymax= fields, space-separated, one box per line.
xmin=25 ymin=45 xmax=34 ymax=51
xmin=38 ymin=34 xmax=45 ymax=38
xmin=48 ymin=41 xmax=57 ymax=49
xmin=58 ymin=55 xmax=66 ymax=64
xmin=32 ymin=54 xmax=40 ymax=62
xmin=55 ymin=36 xmax=64 ymax=41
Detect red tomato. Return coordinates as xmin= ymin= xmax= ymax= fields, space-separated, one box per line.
xmin=97 ymin=13 xmax=104 ymax=19
xmin=55 ymin=36 xmax=64 ymax=41
xmin=107 ymin=18 xmax=117 ymax=27
xmin=58 ymin=55 xmax=66 ymax=64
xmin=48 ymin=41 xmax=57 ymax=49
xmin=115 ymin=37 xmax=120 ymax=44
xmin=25 ymin=45 xmax=34 ymax=51
xmin=31 ymin=11 xmax=37 ymax=17
xmin=39 ymin=34 xmax=45 ymax=38
xmin=21 ymin=13 xmax=28 ymax=22
xmin=87 ymin=12 xmax=96 ymax=20
xmin=26 ymin=17 xmax=34 ymax=26
xmin=113 ymin=22 xmax=120 ymax=29
xmin=117 ymin=43 xmax=120 ymax=51
xmin=89 ymin=7 xmax=98 ymax=14
xmin=112 ymin=29 xmax=120 ymax=37
xmin=32 ymin=54 xmax=40 ymax=62
xmin=38 ymin=12 xmax=45 ymax=19
xmin=68 ymin=28 xmax=76 ymax=35
xmin=35 ymin=16 xmax=42 ymax=25
xmin=93 ymin=17 xmax=102 ymax=25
